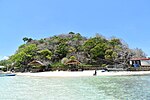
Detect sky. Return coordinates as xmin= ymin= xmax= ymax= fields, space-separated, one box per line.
xmin=0 ymin=0 xmax=150 ymax=60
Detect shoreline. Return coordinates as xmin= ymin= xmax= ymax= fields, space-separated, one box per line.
xmin=16 ymin=70 xmax=150 ymax=77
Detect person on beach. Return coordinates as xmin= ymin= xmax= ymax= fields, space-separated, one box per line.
xmin=93 ymin=70 xmax=97 ymax=76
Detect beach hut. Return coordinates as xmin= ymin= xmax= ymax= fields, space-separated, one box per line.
xmin=66 ymin=60 xmax=80 ymax=65
xmin=66 ymin=60 xmax=81 ymax=71
xmin=28 ymin=60 xmax=45 ymax=66
xmin=129 ymin=58 xmax=150 ymax=71
xmin=28 ymin=60 xmax=45 ymax=72
xmin=130 ymin=58 xmax=150 ymax=67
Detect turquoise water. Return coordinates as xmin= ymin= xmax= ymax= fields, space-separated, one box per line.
xmin=0 ymin=75 xmax=150 ymax=100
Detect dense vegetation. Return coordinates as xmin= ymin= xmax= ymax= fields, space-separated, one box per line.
xmin=0 ymin=32 xmax=146 ymax=72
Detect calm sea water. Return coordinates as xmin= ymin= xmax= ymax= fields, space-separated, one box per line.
xmin=0 ymin=75 xmax=150 ymax=100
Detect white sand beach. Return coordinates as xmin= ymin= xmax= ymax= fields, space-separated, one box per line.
xmin=16 ymin=70 xmax=150 ymax=77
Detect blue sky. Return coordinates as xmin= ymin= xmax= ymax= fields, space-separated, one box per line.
xmin=0 ymin=0 xmax=150 ymax=60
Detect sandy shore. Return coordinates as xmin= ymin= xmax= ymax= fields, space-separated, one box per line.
xmin=16 ymin=70 xmax=150 ymax=77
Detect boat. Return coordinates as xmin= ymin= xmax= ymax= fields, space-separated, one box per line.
xmin=5 ymin=73 xmax=16 ymax=76
xmin=0 ymin=66 xmax=16 ymax=77
xmin=0 ymin=73 xmax=16 ymax=77
xmin=105 ymin=64 xmax=128 ymax=71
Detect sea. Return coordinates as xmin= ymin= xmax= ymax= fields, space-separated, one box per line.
xmin=0 ymin=75 xmax=150 ymax=100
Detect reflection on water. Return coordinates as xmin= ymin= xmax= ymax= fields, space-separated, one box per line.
xmin=0 ymin=75 xmax=150 ymax=100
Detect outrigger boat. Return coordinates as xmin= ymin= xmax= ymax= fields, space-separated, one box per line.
xmin=0 ymin=73 xmax=16 ymax=77
xmin=0 ymin=71 xmax=16 ymax=77
xmin=0 ymin=66 xmax=16 ymax=77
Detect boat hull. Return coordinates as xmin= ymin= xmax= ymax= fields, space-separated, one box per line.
xmin=0 ymin=73 xmax=16 ymax=77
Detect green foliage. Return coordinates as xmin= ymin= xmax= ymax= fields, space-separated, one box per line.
xmin=83 ymin=39 xmax=95 ymax=51
xmin=90 ymin=43 xmax=107 ymax=59
xmin=69 ymin=56 xmax=76 ymax=60
xmin=101 ymin=64 xmax=107 ymax=67
xmin=9 ymin=44 xmax=38 ymax=70
xmin=46 ymin=55 xmax=51 ymax=60
xmin=51 ymin=62 xmax=64 ymax=67
xmin=0 ymin=60 xmax=8 ymax=66
xmin=23 ymin=37 xmax=28 ymax=42
xmin=69 ymin=32 xmax=75 ymax=34
xmin=109 ymin=38 xmax=121 ymax=46
xmin=38 ymin=49 xmax=52 ymax=60
xmin=23 ymin=37 xmax=33 ymax=43
xmin=17 ymin=44 xmax=37 ymax=55
xmin=55 ymin=43 xmax=68 ymax=58
xmin=39 ymin=39 xmax=45 ymax=43
xmin=51 ymin=62 xmax=67 ymax=70
xmin=105 ymin=49 xmax=113 ymax=59
xmin=68 ymin=47 xmax=76 ymax=53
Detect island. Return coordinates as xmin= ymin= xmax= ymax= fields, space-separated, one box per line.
xmin=0 ymin=32 xmax=150 ymax=77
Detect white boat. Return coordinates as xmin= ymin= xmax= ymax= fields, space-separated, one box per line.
xmin=106 ymin=64 xmax=128 ymax=71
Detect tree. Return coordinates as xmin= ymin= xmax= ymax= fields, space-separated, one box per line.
xmin=23 ymin=37 xmax=29 ymax=42
xmin=69 ymin=32 xmax=75 ymax=34
xmin=90 ymin=43 xmax=107 ymax=59
xmin=23 ymin=37 xmax=33 ymax=43
xmin=131 ymin=48 xmax=147 ymax=58
xmin=9 ymin=44 xmax=38 ymax=71
xmin=104 ymin=38 xmax=123 ymax=63
xmin=38 ymin=49 xmax=52 ymax=60
xmin=83 ymin=36 xmax=108 ymax=64
xmin=54 ymin=43 xmax=68 ymax=60
xmin=70 ymin=56 xmax=76 ymax=60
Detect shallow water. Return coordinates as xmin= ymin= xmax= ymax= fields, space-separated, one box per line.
xmin=0 ymin=75 xmax=150 ymax=100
